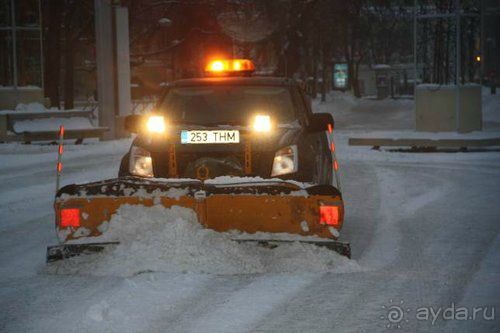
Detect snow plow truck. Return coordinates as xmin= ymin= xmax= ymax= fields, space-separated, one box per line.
xmin=47 ymin=59 xmax=350 ymax=262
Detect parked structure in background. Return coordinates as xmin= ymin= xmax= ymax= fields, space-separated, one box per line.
xmin=413 ymin=0 xmax=484 ymax=133
xmin=0 ymin=0 xmax=45 ymax=109
xmin=356 ymin=64 xmax=416 ymax=99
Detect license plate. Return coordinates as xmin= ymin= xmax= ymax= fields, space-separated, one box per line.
xmin=180 ymin=130 xmax=240 ymax=144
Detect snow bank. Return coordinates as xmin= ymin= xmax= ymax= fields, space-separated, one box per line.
xmin=313 ymin=90 xmax=358 ymax=109
xmin=0 ymin=102 xmax=99 ymax=132
xmin=416 ymin=83 xmax=482 ymax=90
xmin=15 ymin=102 xmax=47 ymax=113
xmin=13 ymin=117 xmax=95 ymax=132
xmin=46 ymin=205 xmax=359 ymax=277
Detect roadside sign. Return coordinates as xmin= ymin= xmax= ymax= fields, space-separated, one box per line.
xmin=333 ymin=63 xmax=349 ymax=90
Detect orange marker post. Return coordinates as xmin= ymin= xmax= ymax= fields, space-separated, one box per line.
xmin=327 ymin=124 xmax=341 ymax=191
xmin=56 ymin=125 xmax=64 ymax=193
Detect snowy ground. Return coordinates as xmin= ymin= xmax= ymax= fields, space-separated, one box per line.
xmin=1 ymin=91 xmax=499 ymax=332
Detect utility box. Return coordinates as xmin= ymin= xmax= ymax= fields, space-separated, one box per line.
xmin=415 ymin=84 xmax=482 ymax=132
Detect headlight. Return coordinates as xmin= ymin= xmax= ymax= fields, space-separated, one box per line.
xmin=271 ymin=145 xmax=298 ymax=177
xmin=252 ymin=114 xmax=272 ymax=132
xmin=146 ymin=115 xmax=166 ymax=133
xmin=129 ymin=146 xmax=154 ymax=177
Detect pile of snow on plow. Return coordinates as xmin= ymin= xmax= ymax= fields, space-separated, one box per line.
xmin=46 ymin=204 xmax=360 ymax=276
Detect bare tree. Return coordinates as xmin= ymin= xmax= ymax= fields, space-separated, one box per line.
xmin=43 ymin=0 xmax=64 ymax=107
xmin=42 ymin=0 xmax=93 ymax=109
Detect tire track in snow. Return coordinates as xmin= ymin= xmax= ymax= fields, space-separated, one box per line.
xmin=0 ymin=150 xmax=124 ymax=280
xmin=370 ymin=160 xmax=500 ymax=178
xmin=339 ymin=161 xmax=381 ymax=260
xmin=443 ymin=234 xmax=500 ymax=332
xmin=0 ymin=139 xmax=130 ymax=175
xmin=0 ymin=153 xmax=122 ymax=197
xmin=0 ymin=154 xmax=122 ymax=229
xmin=0 ymin=151 xmax=123 ymax=184
xmin=181 ymin=274 xmax=318 ymax=333
xmin=152 ymin=275 xmax=256 ymax=332
xmin=0 ymin=218 xmax=52 ymax=279
xmin=68 ymin=274 xmax=211 ymax=333
xmin=250 ymin=270 xmax=426 ymax=332
xmin=359 ymin=165 xmax=450 ymax=269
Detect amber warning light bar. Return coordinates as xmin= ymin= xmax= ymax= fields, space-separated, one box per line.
xmin=205 ymin=59 xmax=255 ymax=76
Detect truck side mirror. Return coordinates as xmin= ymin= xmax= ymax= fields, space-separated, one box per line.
xmin=124 ymin=114 xmax=143 ymax=133
xmin=307 ymin=113 xmax=334 ymax=132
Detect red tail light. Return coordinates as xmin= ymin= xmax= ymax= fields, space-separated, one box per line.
xmin=60 ymin=208 xmax=80 ymax=228
xmin=319 ymin=206 xmax=340 ymax=227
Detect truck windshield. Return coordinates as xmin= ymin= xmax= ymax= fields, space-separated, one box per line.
xmin=159 ymin=85 xmax=297 ymax=125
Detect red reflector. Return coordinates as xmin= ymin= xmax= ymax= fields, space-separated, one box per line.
xmin=319 ymin=206 xmax=339 ymax=227
xmin=327 ymin=123 xmax=333 ymax=134
xmin=59 ymin=125 xmax=65 ymax=136
xmin=60 ymin=208 xmax=80 ymax=228
xmin=330 ymin=142 xmax=335 ymax=152
xmin=334 ymin=160 xmax=339 ymax=171
xmin=57 ymin=162 xmax=62 ymax=172
xmin=58 ymin=145 xmax=63 ymax=155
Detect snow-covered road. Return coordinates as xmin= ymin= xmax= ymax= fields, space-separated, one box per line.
xmin=1 ymin=94 xmax=499 ymax=332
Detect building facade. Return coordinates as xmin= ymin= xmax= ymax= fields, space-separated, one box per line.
xmin=0 ymin=0 xmax=44 ymax=109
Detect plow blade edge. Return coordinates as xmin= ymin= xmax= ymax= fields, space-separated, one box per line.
xmin=49 ymin=177 xmax=347 ymax=261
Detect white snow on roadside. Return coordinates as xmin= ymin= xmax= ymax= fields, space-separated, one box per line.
xmin=46 ymin=204 xmax=360 ymax=277
xmin=13 ymin=117 xmax=96 ymax=132
xmin=13 ymin=102 xmax=46 ymax=113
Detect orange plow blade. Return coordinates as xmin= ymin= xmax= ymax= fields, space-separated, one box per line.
xmin=47 ymin=177 xmax=350 ymax=262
